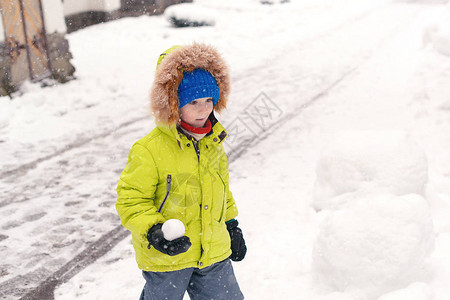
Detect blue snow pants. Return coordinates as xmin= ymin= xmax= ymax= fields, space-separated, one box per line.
xmin=139 ymin=259 xmax=244 ymax=300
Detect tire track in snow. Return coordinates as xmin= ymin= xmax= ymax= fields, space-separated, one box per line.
xmin=0 ymin=116 xmax=148 ymax=183
xmin=228 ymin=5 xmax=422 ymax=161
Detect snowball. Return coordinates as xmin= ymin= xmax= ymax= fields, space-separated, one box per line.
xmin=161 ymin=219 xmax=185 ymax=241
xmin=313 ymin=130 xmax=428 ymax=211
xmin=313 ymin=193 xmax=434 ymax=300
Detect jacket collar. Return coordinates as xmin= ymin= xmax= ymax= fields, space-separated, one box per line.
xmin=157 ymin=112 xmax=228 ymax=150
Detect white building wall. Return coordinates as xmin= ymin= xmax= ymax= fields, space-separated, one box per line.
xmin=41 ymin=0 xmax=67 ymax=34
xmin=63 ymin=0 xmax=121 ymax=16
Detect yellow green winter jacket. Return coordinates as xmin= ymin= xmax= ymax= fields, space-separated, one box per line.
xmin=116 ymin=115 xmax=238 ymax=272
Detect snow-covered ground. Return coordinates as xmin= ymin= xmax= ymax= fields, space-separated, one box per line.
xmin=2 ymin=0 xmax=450 ymax=299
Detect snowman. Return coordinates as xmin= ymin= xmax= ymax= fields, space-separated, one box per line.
xmin=311 ymin=130 xmax=435 ymax=300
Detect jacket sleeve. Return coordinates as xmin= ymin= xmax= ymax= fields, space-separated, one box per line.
xmin=116 ymin=143 xmax=165 ymax=244
xmin=219 ymin=146 xmax=238 ymax=222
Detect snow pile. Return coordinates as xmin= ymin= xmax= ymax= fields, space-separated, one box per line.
xmin=165 ymin=3 xmax=216 ymax=27
xmin=313 ymin=193 xmax=434 ymax=299
xmin=423 ymin=24 xmax=450 ymax=57
xmin=313 ymin=130 xmax=428 ymax=211
xmin=312 ymin=130 xmax=434 ymax=299
xmin=422 ymin=4 xmax=450 ymax=57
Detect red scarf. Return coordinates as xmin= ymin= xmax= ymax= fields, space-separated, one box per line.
xmin=180 ymin=119 xmax=212 ymax=134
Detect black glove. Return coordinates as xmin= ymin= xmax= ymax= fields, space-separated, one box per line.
xmin=226 ymin=219 xmax=247 ymax=261
xmin=147 ymin=223 xmax=191 ymax=256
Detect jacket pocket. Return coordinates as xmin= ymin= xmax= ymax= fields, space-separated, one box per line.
xmin=213 ymin=172 xmax=226 ymax=223
xmin=157 ymin=174 xmax=186 ymax=222
xmin=157 ymin=175 xmax=172 ymax=213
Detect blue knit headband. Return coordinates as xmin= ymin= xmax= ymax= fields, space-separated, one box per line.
xmin=178 ymin=69 xmax=220 ymax=108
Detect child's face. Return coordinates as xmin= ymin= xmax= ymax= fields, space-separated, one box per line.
xmin=179 ymin=97 xmax=214 ymax=128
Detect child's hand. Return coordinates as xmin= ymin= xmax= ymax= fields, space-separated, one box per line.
xmin=147 ymin=223 xmax=191 ymax=256
xmin=226 ymin=219 xmax=247 ymax=262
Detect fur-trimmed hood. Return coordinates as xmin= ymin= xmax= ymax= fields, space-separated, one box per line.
xmin=150 ymin=43 xmax=230 ymax=125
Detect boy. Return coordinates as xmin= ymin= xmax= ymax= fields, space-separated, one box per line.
xmin=116 ymin=43 xmax=246 ymax=300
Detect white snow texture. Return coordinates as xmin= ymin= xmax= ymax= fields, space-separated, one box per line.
xmin=377 ymin=282 xmax=433 ymax=300
xmin=422 ymin=3 xmax=450 ymax=57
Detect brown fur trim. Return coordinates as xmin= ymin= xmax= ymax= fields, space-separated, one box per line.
xmin=150 ymin=43 xmax=230 ymax=125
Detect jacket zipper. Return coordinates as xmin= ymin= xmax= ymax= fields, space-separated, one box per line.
xmin=193 ymin=140 xmax=200 ymax=159
xmin=157 ymin=174 xmax=172 ymax=213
